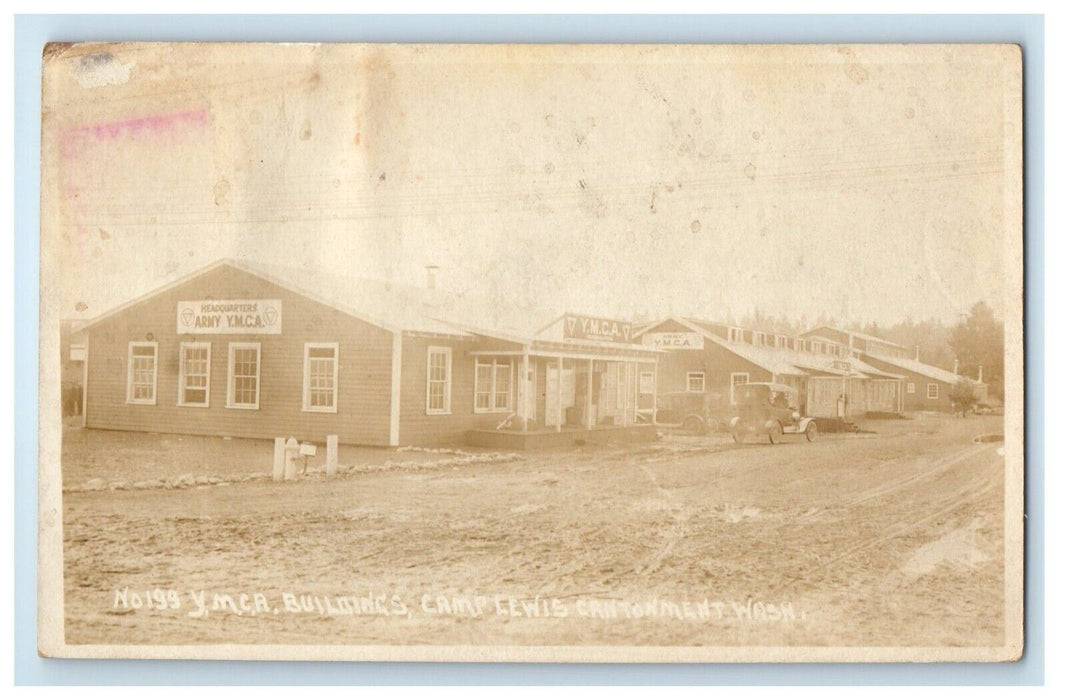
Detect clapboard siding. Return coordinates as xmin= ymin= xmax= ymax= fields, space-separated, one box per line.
xmin=654 ymin=341 xmax=772 ymax=396
xmin=397 ymin=335 xmax=523 ymax=446
xmin=85 ymin=264 xmax=394 ymax=445
xmin=862 ymin=356 xmax=957 ymax=412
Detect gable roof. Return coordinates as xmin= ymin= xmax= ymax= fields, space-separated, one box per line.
xmin=639 ymin=317 xmax=902 ymax=379
xmin=72 ymin=258 xmax=471 ymax=337
xmin=802 ymin=325 xmax=907 ymax=350
xmin=862 ymin=352 xmax=972 ymax=385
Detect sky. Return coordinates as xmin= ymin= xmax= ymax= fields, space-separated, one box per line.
xmin=42 ymin=43 xmax=1019 ymax=329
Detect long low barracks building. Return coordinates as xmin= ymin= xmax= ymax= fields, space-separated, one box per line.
xmin=73 ymin=259 xmax=660 ymax=448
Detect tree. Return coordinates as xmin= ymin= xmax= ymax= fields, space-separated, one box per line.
xmin=949 ymin=379 xmax=980 ymax=415
xmin=949 ymin=301 xmax=1004 ymax=398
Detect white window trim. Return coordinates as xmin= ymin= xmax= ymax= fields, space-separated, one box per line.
xmin=177 ymin=341 xmax=211 ymax=408
xmin=730 ymin=372 xmax=750 ymax=403
xmin=927 ymin=383 xmax=940 ymax=400
xmin=686 ymin=371 xmax=706 ymax=393
xmin=226 ymin=342 xmax=261 ymax=410
xmin=639 ymin=370 xmax=656 ymax=395
xmin=907 ymin=382 xmax=916 ymax=394
xmin=302 ymin=342 xmax=339 ymax=413
xmin=426 ymin=346 xmax=453 ymax=415
xmin=473 ymin=357 xmax=514 ymax=414
xmin=126 ymin=341 xmax=158 ymax=405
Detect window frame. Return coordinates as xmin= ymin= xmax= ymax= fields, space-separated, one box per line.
xmin=907 ymin=382 xmax=916 ymax=394
xmin=302 ymin=342 xmax=339 ymax=413
xmin=177 ymin=341 xmax=211 ymax=408
xmin=125 ymin=341 xmax=159 ymax=405
xmin=426 ymin=346 xmax=453 ymax=415
xmin=927 ymin=383 xmax=940 ymax=400
xmin=226 ymin=342 xmax=261 ymax=410
xmin=473 ymin=357 xmax=513 ymax=414
xmin=686 ymin=371 xmax=706 ymax=393
xmin=730 ymin=371 xmax=750 ymax=403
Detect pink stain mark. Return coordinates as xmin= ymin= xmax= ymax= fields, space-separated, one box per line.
xmin=59 ymin=108 xmax=209 ymax=160
xmin=57 ymin=108 xmax=209 ymax=257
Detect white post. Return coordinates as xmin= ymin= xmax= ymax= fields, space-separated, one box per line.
xmin=326 ymin=434 xmax=338 ymax=476
xmin=651 ymin=362 xmax=658 ymax=424
xmin=273 ymin=437 xmax=285 ymax=482
xmin=586 ymin=358 xmax=594 ymax=430
xmin=556 ymin=356 xmax=563 ymax=432
xmin=284 ymin=437 xmax=300 ymax=481
xmin=622 ymin=362 xmax=631 ymax=426
xmin=520 ymin=352 xmax=530 ymax=431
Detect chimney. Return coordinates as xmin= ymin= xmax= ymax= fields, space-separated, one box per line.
xmin=978 ymin=365 xmax=983 ymax=382
xmin=915 ymin=345 xmax=920 ymax=362
xmin=953 ymin=358 xmax=959 ymax=374
xmin=425 ymin=264 xmax=439 ymax=290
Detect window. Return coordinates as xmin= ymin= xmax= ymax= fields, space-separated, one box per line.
xmin=426 ymin=346 xmax=452 ymax=414
xmin=728 ymin=327 xmax=743 ymax=343
xmin=730 ymin=372 xmax=750 ymax=403
xmin=907 ymin=382 xmax=916 ymax=394
xmin=812 ymin=341 xmax=825 ymax=354
xmin=227 ymin=343 xmax=260 ymax=409
xmin=178 ymin=342 xmax=211 ymax=407
xmin=126 ymin=342 xmax=158 ymax=404
xmin=927 ymin=383 xmax=939 ymax=400
xmin=303 ymin=343 xmax=338 ymax=412
xmin=686 ymin=372 xmax=705 ymax=393
xmin=474 ymin=357 xmax=512 ymax=413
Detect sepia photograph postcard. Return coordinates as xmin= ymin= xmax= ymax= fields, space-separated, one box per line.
xmin=37 ymin=41 xmax=1024 ymax=663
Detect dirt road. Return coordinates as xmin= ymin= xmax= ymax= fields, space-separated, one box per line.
xmin=62 ymin=414 xmax=1006 ymax=649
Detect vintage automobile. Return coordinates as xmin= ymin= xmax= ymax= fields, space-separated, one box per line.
xmin=729 ymin=382 xmax=817 ymax=444
xmin=654 ymin=390 xmax=729 ymax=435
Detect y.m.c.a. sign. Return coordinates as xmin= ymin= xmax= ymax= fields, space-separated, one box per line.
xmin=177 ymin=299 xmax=282 ymax=335
xmin=563 ymin=315 xmax=634 ymax=343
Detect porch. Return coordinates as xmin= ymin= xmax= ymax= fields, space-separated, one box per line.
xmin=462 ymin=336 xmax=661 ymax=448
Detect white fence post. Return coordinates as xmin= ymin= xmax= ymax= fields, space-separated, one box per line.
xmin=284 ymin=437 xmax=300 ymax=481
xmin=272 ymin=437 xmax=285 ymax=482
xmin=326 ymin=435 xmax=338 ymax=476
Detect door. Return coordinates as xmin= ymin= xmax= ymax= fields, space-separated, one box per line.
xmin=545 ymin=363 xmax=575 ymax=426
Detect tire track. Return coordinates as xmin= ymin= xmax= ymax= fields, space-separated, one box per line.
xmin=769 ymin=451 xmax=1001 ymax=596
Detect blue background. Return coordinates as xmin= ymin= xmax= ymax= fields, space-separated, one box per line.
xmin=13 ymin=13 xmax=1044 ymax=685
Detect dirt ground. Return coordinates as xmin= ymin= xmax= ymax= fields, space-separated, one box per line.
xmin=61 ymin=413 xmax=1007 ymax=650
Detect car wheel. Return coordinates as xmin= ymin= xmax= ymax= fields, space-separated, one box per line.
xmin=732 ymin=427 xmax=745 ymax=444
xmin=768 ymin=422 xmax=783 ymax=444
xmin=805 ymin=422 xmax=818 ymax=442
xmin=704 ymin=418 xmax=720 ymax=434
xmin=682 ymin=417 xmax=705 ymax=435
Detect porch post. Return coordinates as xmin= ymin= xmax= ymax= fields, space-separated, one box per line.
xmin=652 ymin=361 xmax=658 ymax=423
xmin=622 ymin=362 xmax=631 ymax=427
xmin=586 ymin=358 xmax=594 ymax=430
xmin=556 ymin=356 xmax=563 ymax=432
xmin=520 ymin=351 xmax=530 ymax=431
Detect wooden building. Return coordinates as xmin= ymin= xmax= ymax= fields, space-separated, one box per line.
xmin=636 ymin=317 xmax=905 ymax=422
xmin=73 ymin=259 xmax=658 ymax=449
xmin=802 ymin=325 xmax=986 ymax=412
